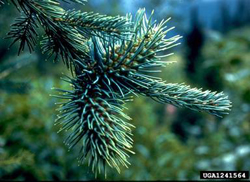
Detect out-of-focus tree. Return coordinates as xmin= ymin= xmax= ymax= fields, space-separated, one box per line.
xmin=212 ymin=0 xmax=250 ymax=33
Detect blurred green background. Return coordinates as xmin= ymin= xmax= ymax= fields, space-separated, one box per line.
xmin=1 ymin=0 xmax=250 ymax=180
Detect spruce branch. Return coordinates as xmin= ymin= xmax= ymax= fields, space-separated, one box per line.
xmin=72 ymin=8 xmax=231 ymax=118
xmin=54 ymin=75 xmax=135 ymax=175
xmin=7 ymin=13 xmax=39 ymax=55
xmin=9 ymin=0 xmax=88 ymax=68
xmin=61 ymin=10 xmax=132 ymax=38
xmin=73 ymin=9 xmax=181 ymax=95
xmin=2 ymin=0 xmax=232 ymax=176
xmin=53 ymin=9 xmax=231 ymax=174
xmin=7 ymin=0 xmax=130 ymax=68
xmin=145 ymin=82 xmax=231 ymax=117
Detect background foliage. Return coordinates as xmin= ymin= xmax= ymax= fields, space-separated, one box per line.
xmin=1 ymin=0 xmax=250 ymax=180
